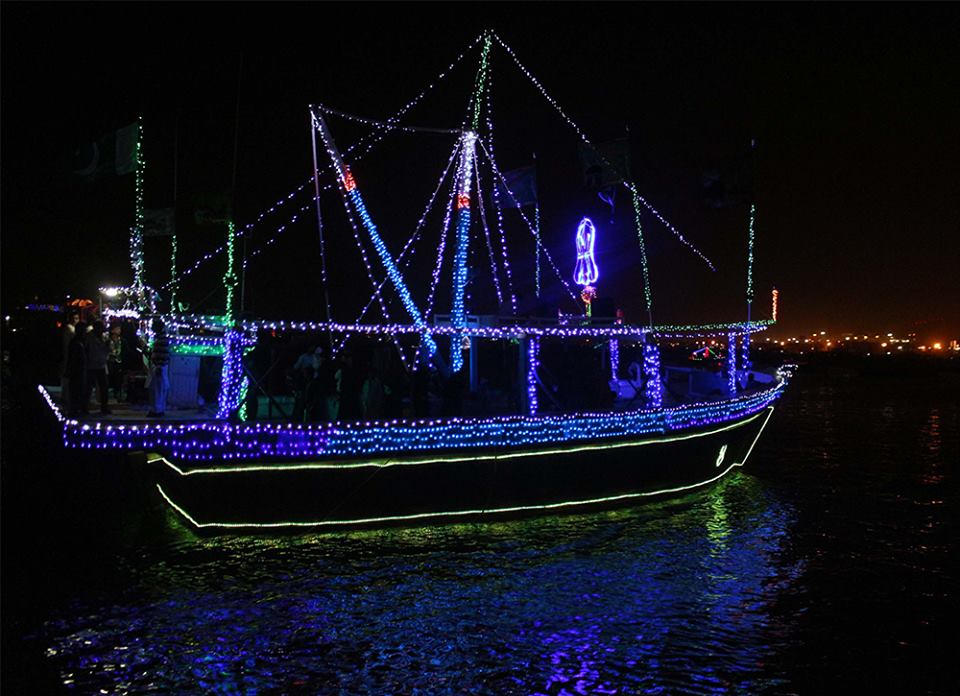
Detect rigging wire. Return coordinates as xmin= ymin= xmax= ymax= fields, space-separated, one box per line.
xmin=477 ymin=138 xmax=580 ymax=305
xmin=490 ymin=31 xmax=716 ymax=272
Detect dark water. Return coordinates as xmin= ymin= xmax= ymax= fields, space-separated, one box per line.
xmin=2 ymin=369 xmax=957 ymax=694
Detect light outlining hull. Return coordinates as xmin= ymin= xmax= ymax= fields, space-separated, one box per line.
xmin=151 ymin=405 xmax=776 ymax=532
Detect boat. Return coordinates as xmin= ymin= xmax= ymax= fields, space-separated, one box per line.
xmin=39 ymin=31 xmax=793 ymax=532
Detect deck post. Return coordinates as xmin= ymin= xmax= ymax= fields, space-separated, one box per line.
xmin=726 ymin=332 xmax=738 ymax=396
xmin=525 ymin=335 xmax=540 ymax=416
xmin=643 ymin=339 xmax=662 ymax=409
xmin=216 ymin=327 xmax=247 ymax=419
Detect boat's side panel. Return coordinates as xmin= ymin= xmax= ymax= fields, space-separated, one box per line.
xmin=155 ymin=407 xmax=775 ymax=530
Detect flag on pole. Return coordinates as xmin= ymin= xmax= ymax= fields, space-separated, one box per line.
xmin=194 ymin=192 xmax=233 ymax=225
xmin=73 ymin=123 xmax=138 ymax=180
xmin=143 ymin=208 xmax=175 ymax=237
xmin=494 ymin=165 xmax=538 ymax=209
xmin=578 ymin=138 xmax=630 ymax=190
xmin=703 ymin=141 xmax=756 ymax=209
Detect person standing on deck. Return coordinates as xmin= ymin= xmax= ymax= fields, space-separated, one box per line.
xmin=85 ymin=320 xmax=112 ymax=415
xmin=107 ymin=324 xmax=123 ymax=400
xmin=59 ymin=310 xmax=80 ymax=406
xmin=147 ymin=319 xmax=170 ymax=417
xmin=66 ymin=320 xmax=88 ymax=417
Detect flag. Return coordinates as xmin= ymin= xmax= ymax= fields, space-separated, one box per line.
xmin=494 ymin=165 xmax=538 ymax=209
xmin=73 ymin=123 xmax=138 ymax=181
xmin=703 ymin=141 xmax=756 ymax=209
xmin=194 ymin=192 xmax=232 ymax=225
xmin=143 ymin=208 xmax=175 ymax=237
xmin=578 ymin=138 xmax=630 ymax=190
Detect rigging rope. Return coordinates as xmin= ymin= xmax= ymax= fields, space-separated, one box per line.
xmin=491 ymin=32 xmax=716 ymax=272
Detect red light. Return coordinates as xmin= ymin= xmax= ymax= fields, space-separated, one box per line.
xmin=342 ymin=170 xmax=356 ymax=192
xmin=457 ymin=193 xmax=470 ymax=209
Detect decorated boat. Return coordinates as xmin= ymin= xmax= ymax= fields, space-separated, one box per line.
xmin=40 ymin=31 xmax=792 ymax=531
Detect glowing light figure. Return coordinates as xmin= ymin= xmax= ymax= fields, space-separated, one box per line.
xmin=573 ymin=217 xmax=599 ymax=286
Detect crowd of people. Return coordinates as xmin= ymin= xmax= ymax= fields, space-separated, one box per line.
xmin=59 ymin=310 xmax=170 ymax=418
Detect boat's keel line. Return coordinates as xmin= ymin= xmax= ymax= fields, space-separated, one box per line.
xmin=156 ymin=461 xmax=746 ymax=531
xmin=154 ymin=406 xmax=776 ymax=530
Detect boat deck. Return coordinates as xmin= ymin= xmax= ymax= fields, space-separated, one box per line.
xmin=42 ymin=386 xmax=220 ymax=423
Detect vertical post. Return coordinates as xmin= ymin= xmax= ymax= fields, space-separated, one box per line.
xmin=726 ymin=332 xmax=738 ymax=396
xmin=643 ymin=339 xmax=662 ymax=409
xmin=131 ymin=116 xmax=146 ymax=300
xmin=451 ymin=131 xmax=478 ymax=373
xmin=740 ymin=330 xmax=752 ymax=376
xmin=216 ymin=327 xmax=246 ymax=420
xmin=610 ymin=339 xmax=619 ymax=380
xmin=170 ymin=111 xmax=179 ymax=312
xmin=310 ymin=111 xmax=334 ymax=350
xmin=526 ymin=335 xmax=540 ymax=415
xmin=223 ymin=220 xmax=238 ymax=320
xmin=533 ymin=152 xmax=541 ymax=299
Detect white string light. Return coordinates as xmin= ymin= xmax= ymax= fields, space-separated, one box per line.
xmin=491 ymin=32 xmax=716 ymax=272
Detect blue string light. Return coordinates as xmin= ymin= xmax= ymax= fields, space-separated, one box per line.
xmin=42 ymin=374 xmax=789 ymax=462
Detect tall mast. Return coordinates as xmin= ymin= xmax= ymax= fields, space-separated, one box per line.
xmin=451 ymin=32 xmax=491 ymax=373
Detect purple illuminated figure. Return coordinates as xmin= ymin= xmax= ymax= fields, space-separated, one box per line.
xmin=573 ymin=217 xmax=599 ymax=287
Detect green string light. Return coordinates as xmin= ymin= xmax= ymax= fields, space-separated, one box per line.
xmin=471 ymin=33 xmax=493 ymax=131
xmin=223 ymin=220 xmax=238 ymax=319
xmin=169 ymin=230 xmax=178 ymax=312
xmin=130 ymin=117 xmax=146 ymax=297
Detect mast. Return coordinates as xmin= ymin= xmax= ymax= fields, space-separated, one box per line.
xmin=312 ymin=110 xmax=438 ymax=357
xmin=450 ymin=32 xmax=492 ymax=373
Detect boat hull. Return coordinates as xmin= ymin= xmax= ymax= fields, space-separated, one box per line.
xmin=153 ymin=406 xmax=776 ymax=531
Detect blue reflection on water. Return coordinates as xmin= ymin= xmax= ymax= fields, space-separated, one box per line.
xmin=41 ymin=473 xmax=802 ymax=694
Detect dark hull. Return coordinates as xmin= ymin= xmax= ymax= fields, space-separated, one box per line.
xmin=154 ymin=406 xmax=776 ymax=531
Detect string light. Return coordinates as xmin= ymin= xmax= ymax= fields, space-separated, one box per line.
xmin=44 ymin=375 xmax=787 ymax=462
xmin=130 ymin=117 xmax=146 ymax=299
xmin=482 ymin=67 xmax=518 ymax=314
xmin=643 ymin=342 xmax=662 ymax=409
xmin=726 ymin=332 xmax=738 ymax=395
xmin=747 ymin=203 xmax=756 ymax=303
xmin=772 ymin=287 xmax=779 ymax=321
xmin=223 ymin=220 xmax=238 ymax=318
xmin=472 ymin=148 xmax=504 ymax=305
xmin=153 ymin=409 xmax=777 ymax=529
xmin=740 ymin=331 xmax=752 ymax=374
xmin=527 ymin=336 xmax=540 ymax=415
xmin=610 ymin=339 xmax=619 ymax=380
xmin=479 ymin=139 xmax=578 ymax=304
xmin=451 ymin=132 xmax=478 ymax=372
xmin=313 ymin=111 xmax=437 ymax=358
xmin=215 ymin=328 xmax=248 ymax=419
xmin=490 ymin=33 xmax=715 ymax=272
xmin=631 ymin=189 xmax=653 ymax=325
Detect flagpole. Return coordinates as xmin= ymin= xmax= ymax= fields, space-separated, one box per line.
xmin=170 ymin=110 xmax=179 ymax=312
xmin=232 ymin=52 xmax=245 ymax=314
xmin=533 ymin=151 xmax=540 ymax=298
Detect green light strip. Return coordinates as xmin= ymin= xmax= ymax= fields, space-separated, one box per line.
xmin=153 ymin=408 xmax=768 ymax=477
xmin=171 ymin=344 xmax=225 ymax=357
xmin=155 ymin=407 xmax=776 ymax=530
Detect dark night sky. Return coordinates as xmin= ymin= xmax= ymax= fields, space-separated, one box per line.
xmin=3 ymin=3 xmax=958 ymax=341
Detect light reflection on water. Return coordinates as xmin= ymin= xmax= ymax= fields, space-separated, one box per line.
xmin=42 ymin=475 xmax=801 ymax=695
xmin=25 ymin=372 xmax=960 ymax=694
